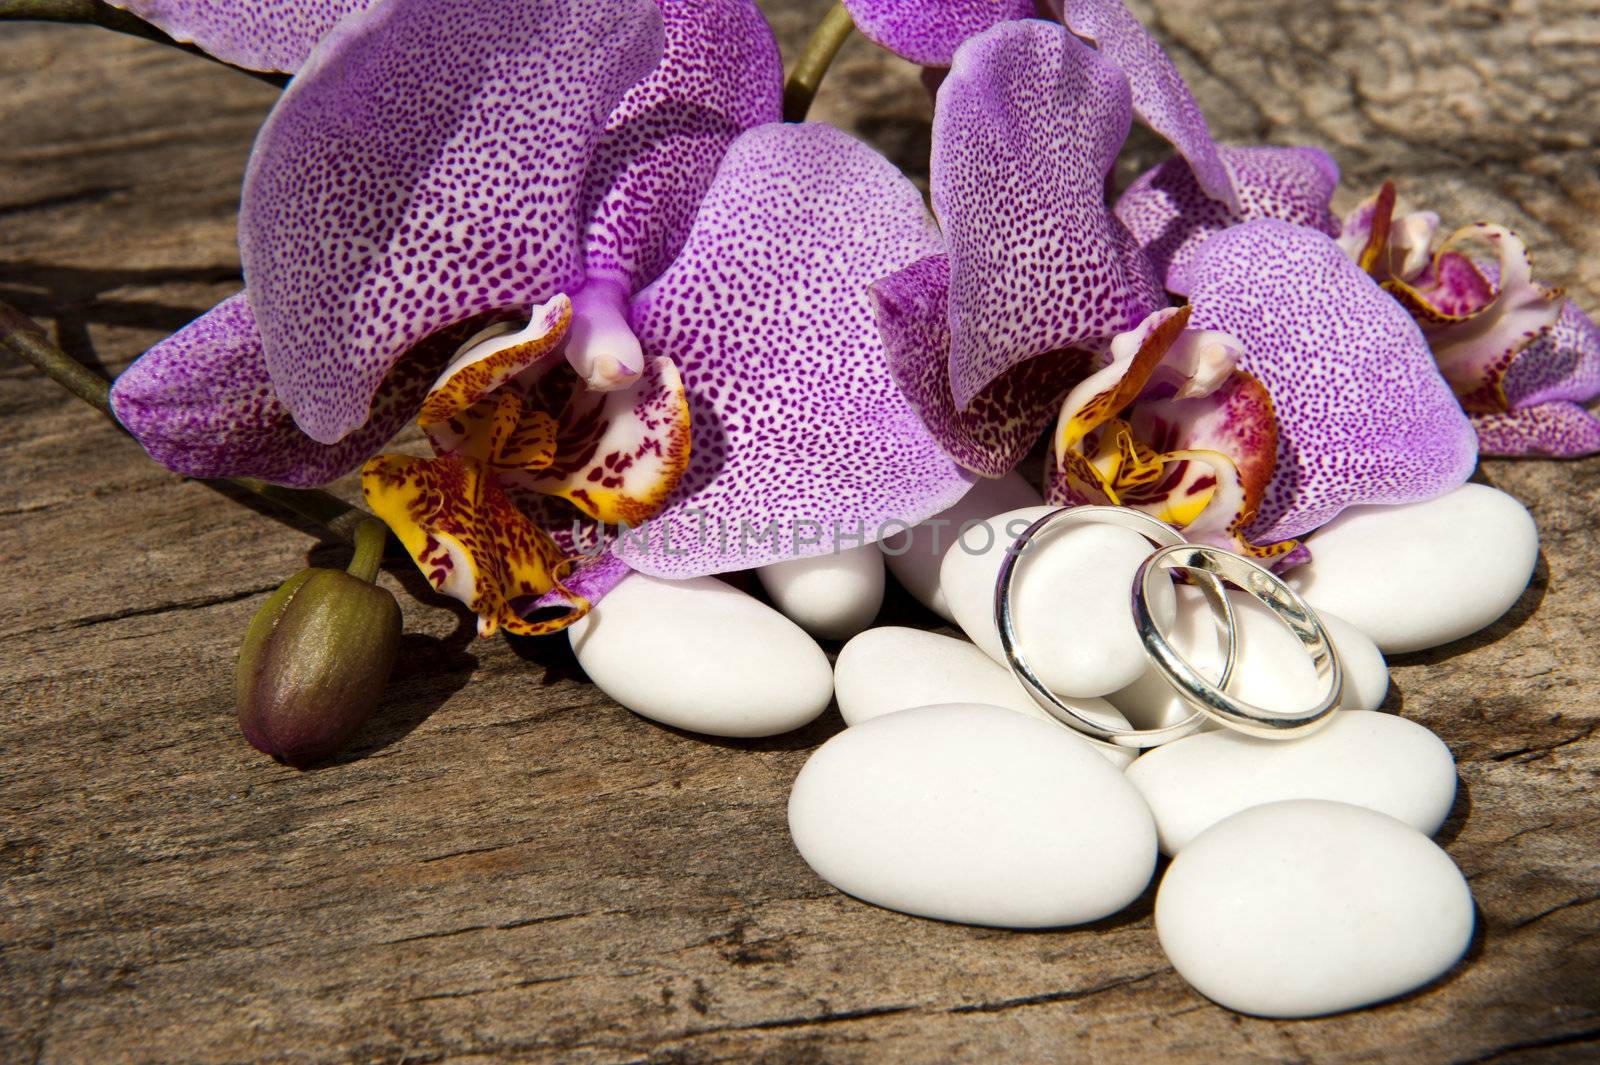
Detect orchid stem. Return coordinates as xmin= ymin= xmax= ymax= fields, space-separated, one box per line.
xmin=0 ymin=300 xmax=113 ymax=412
xmin=0 ymin=0 xmax=289 ymax=87
xmin=783 ymin=2 xmax=854 ymax=122
xmin=0 ymin=298 xmax=378 ymax=547
xmin=344 ymin=518 xmax=388 ymax=583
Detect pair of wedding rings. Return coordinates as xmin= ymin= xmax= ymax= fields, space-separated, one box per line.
xmin=992 ymin=507 xmax=1343 ymax=749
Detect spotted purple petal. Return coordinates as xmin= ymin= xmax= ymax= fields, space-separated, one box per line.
xmin=109 ymin=293 xmax=462 ymax=486
xmin=106 ymin=0 xmax=375 ymax=72
xmin=839 ymin=0 xmax=1034 ymax=67
xmin=1185 ymin=220 xmax=1478 ymax=542
xmin=933 ymin=19 xmax=1163 ymax=409
xmin=531 ymin=553 xmax=634 ymax=615
xmin=1502 ymin=299 xmax=1600 ymax=410
xmin=1055 ymin=0 xmax=1238 ymax=210
xmin=1480 ymin=299 xmax=1600 ymax=457
xmin=621 ymin=123 xmax=974 ymax=577
xmin=1114 ymin=145 xmax=1341 ymax=295
xmin=241 ymin=0 xmax=664 ymax=445
xmin=872 ymin=253 xmax=1091 ymax=477
xmin=581 ymin=0 xmax=783 ymax=295
xmin=1472 ymin=403 xmax=1600 ymax=458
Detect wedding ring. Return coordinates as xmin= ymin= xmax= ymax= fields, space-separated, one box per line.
xmin=1133 ymin=543 xmax=1342 ymax=739
xmin=993 ymin=507 xmax=1237 ymax=749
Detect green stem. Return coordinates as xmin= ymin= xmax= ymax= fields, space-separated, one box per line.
xmin=344 ymin=518 xmax=388 ymax=583
xmin=783 ymin=2 xmax=854 ymax=123
xmin=0 ymin=298 xmax=378 ymax=547
xmin=0 ymin=301 xmax=112 ymax=412
xmin=0 ymin=0 xmax=289 ymax=87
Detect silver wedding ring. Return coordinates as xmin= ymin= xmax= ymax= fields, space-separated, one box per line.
xmin=1133 ymin=543 xmax=1342 ymax=739
xmin=994 ymin=507 xmax=1237 ymax=749
xmin=993 ymin=506 xmax=1342 ymax=748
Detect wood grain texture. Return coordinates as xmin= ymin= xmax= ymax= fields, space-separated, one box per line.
xmin=2 ymin=3 xmax=1598 ymax=1061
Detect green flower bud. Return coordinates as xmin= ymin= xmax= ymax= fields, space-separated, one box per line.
xmin=236 ymin=567 xmax=402 ymax=768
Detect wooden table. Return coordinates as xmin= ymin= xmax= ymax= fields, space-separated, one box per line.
xmin=3 ymin=2 xmax=1597 ymax=1061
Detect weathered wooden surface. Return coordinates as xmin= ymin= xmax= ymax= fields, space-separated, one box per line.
xmin=2 ymin=2 xmax=1598 ymax=1061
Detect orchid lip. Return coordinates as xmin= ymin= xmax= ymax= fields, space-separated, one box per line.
xmin=440 ymin=315 xmax=551 ymax=385
xmin=1047 ymin=305 xmax=1286 ymax=559
xmin=567 ymin=278 xmax=644 ymax=391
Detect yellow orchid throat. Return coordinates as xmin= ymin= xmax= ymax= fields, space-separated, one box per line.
xmin=1048 ymin=305 xmax=1291 ymax=562
xmin=362 ymin=294 xmax=691 ymax=638
xmin=1073 ymin=419 xmax=1213 ymax=528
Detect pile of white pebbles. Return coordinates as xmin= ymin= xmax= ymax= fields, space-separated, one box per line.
xmin=566 ymin=477 xmax=1540 ymax=1018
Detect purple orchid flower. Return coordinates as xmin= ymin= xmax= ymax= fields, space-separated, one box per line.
xmin=1339 ymin=183 xmax=1600 ymax=458
xmin=873 ymin=18 xmax=1163 ymax=487
xmin=110 ymin=0 xmax=972 ymax=637
xmin=841 ymin=0 xmax=1240 ymax=208
xmin=872 ymin=18 xmax=1477 ymax=557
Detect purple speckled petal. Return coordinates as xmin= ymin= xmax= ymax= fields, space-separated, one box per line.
xmin=1504 ymin=300 xmax=1593 ymax=412
xmin=1479 ymin=299 xmax=1600 ymax=458
xmin=1472 ymin=402 xmax=1600 ymax=458
xmin=933 ymin=20 xmax=1163 ymax=408
xmin=1055 ymin=0 xmax=1238 ymax=210
xmin=109 ymin=293 xmax=460 ymax=486
xmin=581 ymin=0 xmax=783 ymax=295
xmin=1502 ymin=299 xmax=1600 ymax=409
xmin=107 ymin=0 xmax=374 ymax=72
xmin=530 ymin=552 xmax=635 ymax=614
xmin=840 ymin=0 xmax=1033 ymax=67
xmin=1115 ymin=145 xmax=1341 ymax=295
xmin=241 ymin=0 xmax=664 ymax=445
xmin=1185 ymin=220 xmax=1478 ymax=542
xmin=621 ymin=122 xmax=974 ymax=577
xmin=872 ymin=253 xmax=1090 ymax=476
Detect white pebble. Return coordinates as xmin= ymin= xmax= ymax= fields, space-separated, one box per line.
xmin=880 ymin=472 xmax=1042 ymax=621
xmin=789 ymin=704 xmax=1158 ymax=927
xmin=569 ymin=574 xmax=832 ymax=737
xmin=939 ymin=507 xmax=1177 ymax=698
xmin=1293 ymin=484 xmax=1538 ymax=653
xmin=1156 ymin=800 xmax=1474 ymax=1017
xmin=1127 ymin=710 xmax=1457 ymax=853
xmin=832 ymin=627 xmax=1137 ymax=768
xmin=756 ymin=543 xmax=885 ymax=641
xmin=1108 ymin=586 xmax=1388 ymax=731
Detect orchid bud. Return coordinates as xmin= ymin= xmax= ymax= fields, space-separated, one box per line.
xmin=236 ymin=522 xmax=401 ymax=767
